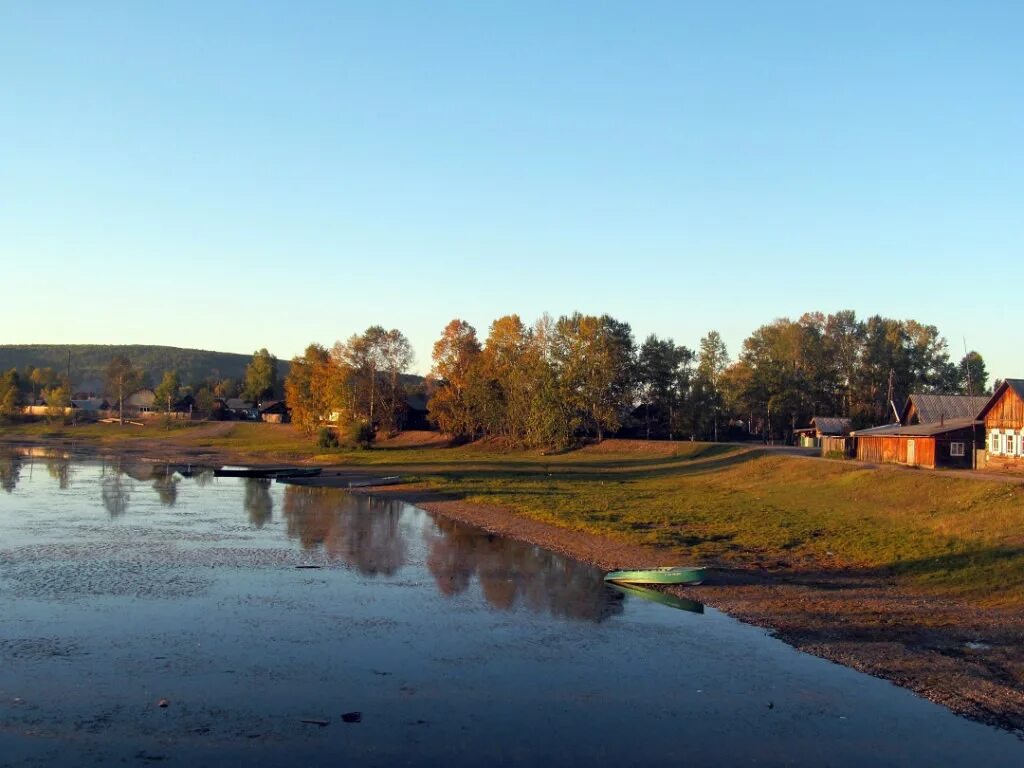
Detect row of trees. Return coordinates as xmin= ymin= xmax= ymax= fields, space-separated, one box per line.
xmin=0 ymin=349 xmax=282 ymax=425
xmin=423 ymin=311 xmax=990 ymax=447
xmin=720 ymin=313 xmax=988 ymax=435
xmin=284 ymin=327 xmax=415 ymax=437
xmin=0 ymin=367 xmax=73 ymax=422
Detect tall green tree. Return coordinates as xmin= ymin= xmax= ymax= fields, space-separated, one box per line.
xmin=0 ymin=369 xmax=22 ymax=422
xmin=154 ymin=370 xmax=181 ymax=421
xmin=637 ymin=335 xmax=692 ymax=439
xmin=379 ymin=329 xmax=414 ymax=434
xmin=958 ymin=351 xmax=989 ymax=396
xmin=243 ymin=349 xmax=279 ymax=404
xmin=43 ymin=384 xmax=71 ymax=422
xmin=105 ymin=355 xmax=140 ymax=425
xmin=695 ymin=331 xmax=729 ymax=440
xmin=550 ymin=313 xmax=636 ymax=442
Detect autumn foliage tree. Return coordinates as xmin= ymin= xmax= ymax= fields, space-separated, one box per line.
xmin=427 ymin=319 xmax=483 ymax=440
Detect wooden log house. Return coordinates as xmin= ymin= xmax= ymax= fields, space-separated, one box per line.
xmin=977 ymin=379 xmax=1024 ymax=471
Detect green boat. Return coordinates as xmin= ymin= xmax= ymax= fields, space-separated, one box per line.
xmin=603 ymin=566 xmax=706 ymax=586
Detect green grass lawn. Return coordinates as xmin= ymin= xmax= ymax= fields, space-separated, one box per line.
xmin=4 ymin=419 xmax=1023 ymax=607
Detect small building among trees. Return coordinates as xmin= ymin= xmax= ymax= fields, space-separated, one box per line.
xmin=793 ymin=417 xmax=852 ymax=451
xmin=977 ymin=379 xmax=1024 ymax=472
xmin=851 ymin=419 xmax=978 ymax=470
xmin=258 ymin=400 xmax=291 ymax=424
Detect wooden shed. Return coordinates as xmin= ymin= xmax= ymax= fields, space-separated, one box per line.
xmin=851 ymin=418 xmax=978 ymax=469
xmin=793 ymin=416 xmax=852 ymax=449
xmin=977 ymin=379 xmax=1024 ymax=471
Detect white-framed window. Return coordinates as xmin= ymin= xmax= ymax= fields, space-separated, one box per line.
xmin=950 ymin=442 xmax=965 ymax=457
xmin=1008 ymin=434 xmax=1017 ymax=456
xmin=990 ymin=431 xmax=1001 ymax=454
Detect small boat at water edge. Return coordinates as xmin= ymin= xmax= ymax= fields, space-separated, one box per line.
xmin=603 ymin=566 xmax=706 ymax=586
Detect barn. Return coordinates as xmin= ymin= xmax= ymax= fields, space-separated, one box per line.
xmin=977 ymin=379 xmax=1024 ymax=471
xmin=851 ymin=419 xmax=978 ymax=470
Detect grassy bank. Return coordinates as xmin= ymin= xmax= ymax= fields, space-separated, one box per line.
xmin=4 ymin=420 xmax=1024 ymax=608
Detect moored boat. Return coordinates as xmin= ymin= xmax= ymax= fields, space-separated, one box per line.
xmin=603 ymin=566 xmax=706 ymax=586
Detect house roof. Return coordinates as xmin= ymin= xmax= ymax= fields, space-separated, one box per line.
xmin=901 ymin=393 xmax=990 ymax=424
xmin=404 ymin=394 xmax=428 ymax=412
xmin=258 ymin=400 xmax=289 ymax=414
xmin=977 ymin=379 xmax=1024 ymax=420
xmin=71 ymin=398 xmax=108 ymax=412
xmin=225 ymin=398 xmax=255 ymax=410
xmin=811 ymin=416 xmax=851 ymax=435
xmin=852 ymin=417 xmax=977 ymax=437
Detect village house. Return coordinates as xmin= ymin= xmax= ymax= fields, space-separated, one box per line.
xmin=123 ymin=389 xmax=157 ymax=417
xmin=258 ymin=400 xmax=290 ymax=424
xmin=851 ymin=419 xmax=978 ymax=469
xmin=977 ymin=379 xmax=1024 ymax=472
xmin=851 ymin=392 xmax=987 ymax=470
xmin=793 ymin=416 xmax=852 ymax=452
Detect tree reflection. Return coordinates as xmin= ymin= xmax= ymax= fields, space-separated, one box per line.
xmin=0 ymin=453 xmax=23 ymax=493
xmin=45 ymin=454 xmax=72 ymax=489
xmin=281 ymin=486 xmax=623 ymax=622
xmin=192 ymin=468 xmax=215 ymax=487
xmin=244 ymin=478 xmax=274 ymax=528
xmin=282 ymin=486 xmax=407 ymax=575
xmin=151 ymin=465 xmax=180 ymax=506
xmin=100 ymin=461 xmax=131 ymax=518
xmin=425 ymin=517 xmax=624 ymax=623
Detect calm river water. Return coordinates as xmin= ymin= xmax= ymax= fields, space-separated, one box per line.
xmin=0 ymin=453 xmax=1021 ymax=767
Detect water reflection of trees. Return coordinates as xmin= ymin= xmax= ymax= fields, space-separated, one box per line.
xmin=244 ymin=478 xmax=273 ymax=528
xmin=425 ymin=517 xmax=624 ymax=623
xmin=151 ymin=465 xmax=180 ymax=506
xmin=0 ymin=453 xmax=24 ymax=493
xmin=45 ymin=455 xmax=72 ymax=489
xmin=282 ymin=486 xmax=407 ymax=575
xmin=100 ymin=465 xmax=131 ymax=518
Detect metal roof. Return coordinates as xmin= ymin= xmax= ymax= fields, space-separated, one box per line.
xmin=852 ymin=417 xmax=977 ymax=437
xmin=903 ymin=393 xmax=990 ymax=424
xmin=811 ymin=416 xmax=851 ymax=435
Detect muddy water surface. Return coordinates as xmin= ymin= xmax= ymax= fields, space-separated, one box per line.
xmin=1 ymin=454 xmax=1022 ymax=767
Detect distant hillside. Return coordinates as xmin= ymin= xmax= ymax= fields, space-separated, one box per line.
xmin=0 ymin=345 xmax=290 ymax=390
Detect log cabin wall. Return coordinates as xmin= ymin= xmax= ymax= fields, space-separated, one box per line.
xmin=982 ymin=386 xmax=1024 ymax=471
xmin=855 ymin=430 xmax=975 ymax=469
xmin=983 ymin=387 xmax=1024 ymax=431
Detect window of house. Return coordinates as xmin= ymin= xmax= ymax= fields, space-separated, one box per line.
xmin=991 ymin=432 xmax=1001 ymax=454
xmin=950 ymin=442 xmax=965 ymax=457
xmin=1009 ymin=434 xmax=1017 ymax=456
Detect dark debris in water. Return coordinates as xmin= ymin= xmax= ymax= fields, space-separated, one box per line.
xmin=341 ymin=711 xmax=362 ymax=723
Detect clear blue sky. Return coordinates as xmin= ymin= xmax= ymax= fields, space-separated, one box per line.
xmin=2 ymin=2 xmax=1020 ymax=380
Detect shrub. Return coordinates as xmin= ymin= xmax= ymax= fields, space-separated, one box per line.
xmin=317 ymin=427 xmax=340 ymax=449
xmin=347 ymin=421 xmax=375 ymax=449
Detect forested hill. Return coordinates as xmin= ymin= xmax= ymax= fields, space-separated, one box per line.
xmin=0 ymin=345 xmax=290 ymax=388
